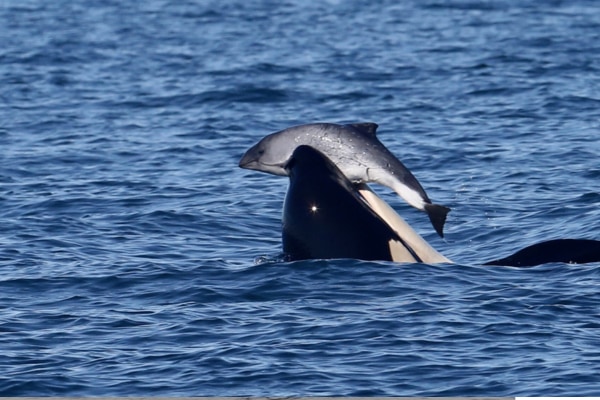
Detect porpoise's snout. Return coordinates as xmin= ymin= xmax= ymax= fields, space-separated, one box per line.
xmin=239 ymin=146 xmax=260 ymax=170
xmin=239 ymin=142 xmax=288 ymax=176
xmin=238 ymin=152 xmax=253 ymax=169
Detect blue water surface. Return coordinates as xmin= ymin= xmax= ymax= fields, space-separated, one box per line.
xmin=1 ymin=0 xmax=599 ymax=396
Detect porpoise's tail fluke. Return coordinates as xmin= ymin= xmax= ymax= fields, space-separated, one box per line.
xmin=424 ymin=203 xmax=450 ymax=238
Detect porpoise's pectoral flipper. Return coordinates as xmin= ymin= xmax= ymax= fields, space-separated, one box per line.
xmin=424 ymin=203 xmax=451 ymax=238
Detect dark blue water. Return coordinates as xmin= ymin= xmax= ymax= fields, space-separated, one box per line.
xmin=1 ymin=0 xmax=599 ymax=396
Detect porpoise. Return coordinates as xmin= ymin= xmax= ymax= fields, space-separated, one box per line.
xmin=239 ymin=122 xmax=451 ymax=237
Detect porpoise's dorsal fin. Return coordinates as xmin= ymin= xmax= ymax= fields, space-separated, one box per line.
xmin=347 ymin=122 xmax=379 ymax=136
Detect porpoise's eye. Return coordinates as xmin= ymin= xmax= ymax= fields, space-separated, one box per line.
xmin=257 ymin=148 xmax=265 ymax=156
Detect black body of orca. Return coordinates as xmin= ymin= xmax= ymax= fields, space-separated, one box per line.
xmin=484 ymin=239 xmax=600 ymax=267
xmin=282 ymin=145 xmax=420 ymax=262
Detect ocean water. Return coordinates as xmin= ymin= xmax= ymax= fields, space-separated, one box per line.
xmin=1 ymin=0 xmax=599 ymax=396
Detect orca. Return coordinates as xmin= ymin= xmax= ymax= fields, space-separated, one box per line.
xmin=278 ymin=145 xmax=600 ymax=267
xmin=282 ymin=145 xmax=450 ymax=263
xmin=239 ymin=122 xmax=450 ymax=237
xmin=282 ymin=145 xmax=416 ymax=262
xmin=484 ymin=239 xmax=600 ymax=267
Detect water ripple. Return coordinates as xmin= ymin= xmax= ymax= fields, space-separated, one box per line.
xmin=2 ymin=0 xmax=600 ymax=396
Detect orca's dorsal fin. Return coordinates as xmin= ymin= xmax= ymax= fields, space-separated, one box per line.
xmin=347 ymin=122 xmax=378 ymax=136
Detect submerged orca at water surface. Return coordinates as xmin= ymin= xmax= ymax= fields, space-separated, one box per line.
xmin=483 ymin=239 xmax=600 ymax=267
xmin=267 ymin=145 xmax=600 ymax=267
